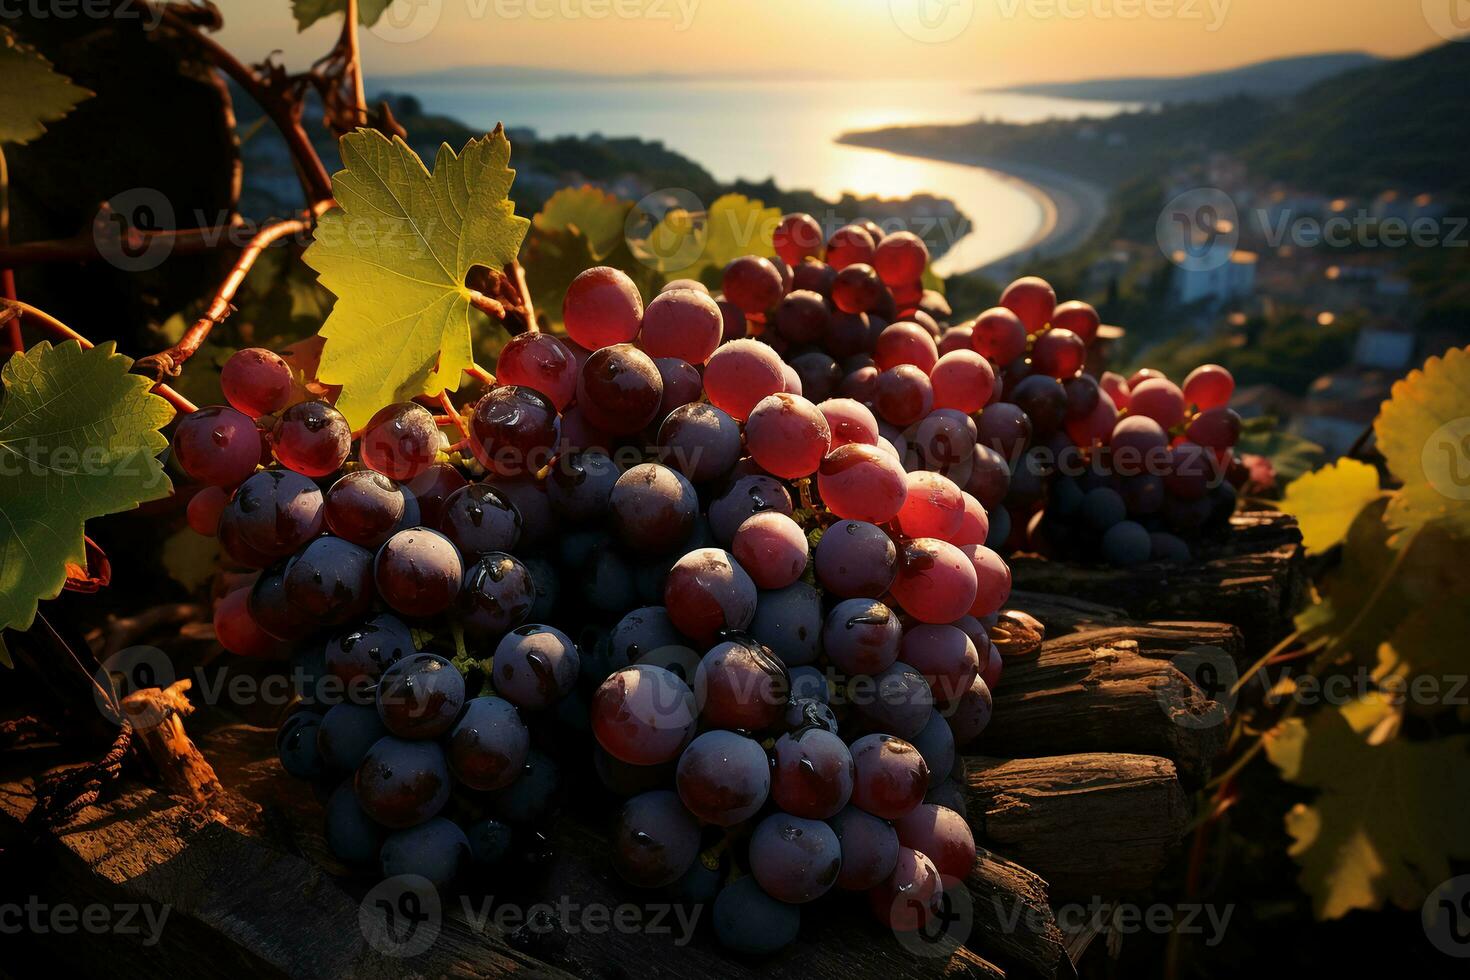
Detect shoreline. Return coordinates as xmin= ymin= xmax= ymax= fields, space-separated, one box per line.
xmin=838 ymin=137 xmax=1111 ymax=279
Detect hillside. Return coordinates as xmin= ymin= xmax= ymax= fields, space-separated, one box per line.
xmin=989 ymin=51 xmax=1379 ymax=104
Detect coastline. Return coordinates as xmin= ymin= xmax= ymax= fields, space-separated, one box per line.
xmin=838 ymin=137 xmax=1111 ymax=280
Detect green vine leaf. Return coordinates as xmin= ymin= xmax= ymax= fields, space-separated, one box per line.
xmin=0 ymin=26 xmax=93 ymax=145
xmin=1265 ymin=694 xmax=1470 ymax=919
xmin=534 ymin=185 xmax=632 ymax=261
xmin=1375 ymin=344 xmax=1470 ymax=543
xmin=305 ymin=127 xmax=530 ymax=428
xmin=0 ymin=341 xmax=174 ymax=635
xmin=1278 ymin=458 xmax=1382 ymax=553
xmin=292 ymin=0 xmax=399 ymax=30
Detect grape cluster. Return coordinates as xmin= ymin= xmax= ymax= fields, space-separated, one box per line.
xmin=173 ymin=213 xmax=1027 ymax=955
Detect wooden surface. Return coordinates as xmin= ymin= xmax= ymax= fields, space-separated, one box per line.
xmin=981 ymin=621 xmax=1237 ymax=784
xmin=964 ymin=754 xmax=1191 ymax=900
xmin=1008 ymin=511 xmax=1304 ymax=653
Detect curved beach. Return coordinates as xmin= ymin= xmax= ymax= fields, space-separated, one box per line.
xmin=837 ymin=137 xmax=1111 ymax=279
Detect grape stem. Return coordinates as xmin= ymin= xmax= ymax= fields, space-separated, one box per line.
xmin=0 ymin=146 xmax=19 ymax=354
xmin=466 ymin=364 xmax=496 ymax=386
xmin=343 ymin=0 xmax=368 ymax=125
xmin=509 ymin=259 xmax=537 ymax=332
xmin=0 ymin=218 xmax=248 ymax=269
xmin=134 ymin=204 xmax=332 ymax=383
xmin=438 ymin=391 xmax=471 ymax=439
xmin=0 ymin=300 xmax=197 ymax=416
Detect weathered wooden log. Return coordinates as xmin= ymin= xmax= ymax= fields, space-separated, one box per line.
xmin=1008 ymin=510 xmax=1304 ymax=653
xmin=981 ymin=623 xmax=1237 ymax=782
xmin=1004 ymin=591 xmax=1127 ymax=637
xmin=964 ymin=754 xmax=1190 ymax=900
xmin=964 ymin=846 xmax=1066 ymax=978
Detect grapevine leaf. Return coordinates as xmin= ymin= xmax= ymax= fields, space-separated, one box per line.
xmin=645 ymin=194 xmax=780 ymax=281
xmin=1374 ymin=345 xmax=1470 ymax=543
xmin=291 ymin=0 xmax=398 ymax=30
xmin=304 ymin=128 xmax=530 ymax=427
xmin=0 ymin=26 xmax=93 ymax=145
xmin=162 ymin=527 xmax=222 ymax=592
xmin=922 ymin=264 xmax=945 ymax=295
xmin=1279 ymin=458 xmax=1382 ymax=553
xmin=534 ymin=185 xmax=631 ymax=261
xmin=1370 ymin=520 xmax=1470 ymax=694
xmin=0 ymin=341 xmax=174 ymax=634
xmin=1264 ymin=694 xmax=1470 ymax=919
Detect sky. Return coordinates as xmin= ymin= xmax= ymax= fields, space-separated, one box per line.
xmin=212 ymin=0 xmax=1452 ymax=84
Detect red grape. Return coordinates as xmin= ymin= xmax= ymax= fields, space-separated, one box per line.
xmin=693 ymin=638 xmax=788 ymax=731
xmin=703 ymin=339 xmax=786 ymax=421
xmin=576 ymin=344 xmax=663 ymax=435
xmin=186 ymin=485 xmax=229 ymax=536
xmin=1031 ymin=328 xmax=1086 ymax=378
xmin=676 ymin=730 xmax=770 ymax=826
xmin=360 ymin=402 xmax=440 ymax=481
xmin=873 ymin=364 xmax=934 ymax=426
xmin=961 ymin=544 xmax=1011 ymax=618
xmin=496 ymin=332 xmax=578 ymax=411
xmin=1051 ymin=300 xmax=1100 ymax=343
xmin=773 ymin=212 xmax=825 ymax=266
xmin=970 ymin=306 xmax=1028 ymax=364
xmin=272 ymin=401 xmax=351 ymax=478
xmin=469 ymin=385 xmax=559 ymax=477
xmin=221 ymin=348 xmax=293 ymax=418
xmin=999 ymin=276 xmax=1056 ymax=334
xmin=825 ymin=224 xmax=876 ymax=271
xmin=893 ymin=803 xmax=976 ymax=883
xmin=173 ymin=406 xmax=261 ymax=487
xmin=890 ymin=538 xmax=977 ymax=624
xmin=1129 ymin=378 xmax=1187 ymax=429
xmin=640 ymin=288 xmax=724 ymax=364
xmin=722 ymin=255 xmax=784 ymax=316
xmin=664 ymin=548 xmax=757 ymax=644
xmin=774 ymin=289 xmax=830 ymax=344
xmin=745 ymin=392 xmax=831 ymax=479
xmin=832 ymin=263 xmax=884 ymax=314
xmin=214 ymin=586 xmax=285 ymax=658
xmin=1187 ymin=406 xmax=1243 ymax=451
xmin=375 ymin=528 xmax=463 ymax=618
xmin=732 ymin=512 xmax=809 ymax=589
xmin=325 ymin=470 xmax=406 ymax=548
xmin=873 ymin=321 xmax=939 ymax=373
xmin=896 ymin=470 xmax=965 ymax=540
xmin=817 ymin=443 xmax=908 ymax=524
xmin=929 ymin=350 xmax=996 ymax=414
xmin=818 ymin=397 xmax=879 ymax=448
xmin=849 ymin=733 xmax=928 ymax=819
xmin=953 ymin=491 xmax=990 ymax=547
xmin=1100 ymin=370 xmax=1132 ymax=410
xmin=563 ymin=266 xmax=643 ymax=350
xmin=872 ymin=231 xmax=929 ymax=287
xmin=592 ymin=665 xmax=697 ymax=766
xmin=1183 ymin=363 xmax=1235 ymax=410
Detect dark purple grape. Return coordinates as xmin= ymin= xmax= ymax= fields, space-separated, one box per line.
xmin=483 ymin=478 xmax=553 ymax=548
xmin=248 ymin=561 xmax=310 ymax=641
xmin=283 ymin=536 xmax=375 ymax=625
xmin=467 ymin=818 xmax=514 ymax=866
xmin=354 ymin=736 xmax=450 ymax=828
xmin=547 ymin=450 xmax=620 ymax=523
xmin=789 ymin=351 xmax=842 ymax=403
xmin=439 ymin=483 xmax=522 ymax=559
xmin=375 ymin=528 xmax=463 ymax=618
xmin=376 ymin=652 xmax=466 ymax=738
xmin=493 ymin=624 xmax=579 ymax=710
xmin=849 ymin=733 xmax=929 ymax=819
xmin=324 ymin=470 xmax=405 ymax=548
xmin=748 ymin=581 xmax=822 ymax=667
xmin=317 ymin=703 xmax=388 ymax=770
xmin=857 ymin=662 xmax=935 ymax=740
xmin=693 ymin=638 xmax=789 ymax=732
xmin=749 ymin=812 xmax=842 ymax=903
xmin=612 ymin=790 xmax=701 ymax=888
xmin=947 ymin=675 xmax=993 ymax=748
xmin=664 ymin=549 xmax=758 ymax=645
xmin=774 ymin=289 xmax=830 ymax=344
xmin=813 ymin=520 xmax=897 ymax=598
xmin=594 ymin=746 xmax=676 ymax=797
xmin=893 ymin=803 xmax=976 ymax=883
xmin=713 ymin=875 xmax=800 ymax=955
xmin=461 ymin=553 xmax=535 ymax=638
xmin=577 ymin=343 xmax=664 ymax=436
xmin=325 ymin=782 xmax=383 ymax=864
xmin=708 ymin=475 xmax=793 ymax=545
xmin=910 ymin=710 xmax=956 ymax=789
xmin=380 ymin=816 xmax=470 ymax=888
xmin=675 ymin=730 xmax=770 ymax=826
xmin=609 ymin=463 xmax=698 ymax=556
xmin=325 ymin=612 xmax=415 ymax=704
xmin=610 ymin=606 xmax=686 ymax=665
xmin=653 ymin=357 xmax=704 ymax=419
xmin=228 ymin=469 xmax=325 ymax=559
xmin=277 ymin=711 xmax=323 ymax=777
xmin=446 ymin=696 xmax=529 ymax=791
xmin=658 ymin=404 xmax=742 ymax=484
xmin=771 ymin=728 xmax=853 ymax=819
xmin=831 ymin=805 xmax=900 ymax=890
xmin=470 ymin=385 xmax=559 ymax=478
xmin=272 ymin=401 xmax=351 ymax=477
xmin=402 ymin=462 xmax=467 ymax=528
xmin=822 ymin=599 xmax=901 ymax=676
xmin=486 ymin=749 xmax=560 ymax=824
xmin=591 ymin=665 xmax=697 ymax=766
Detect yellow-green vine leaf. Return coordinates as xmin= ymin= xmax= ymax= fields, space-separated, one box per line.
xmin=162 ymin=527 xmax=222 ymax=593
xmin=305 ymin=128 xmax=530 ymax=428
xmin=1279 ymin=458 xmax=1382 ymax=553
xmin=0 ymin=26 xmax=93 ymax=145
xmin=292 ymin=0 xmax=398 ymax=30
xmin=0 ymin=341 xmax=174 ymax=634
xmin=646 ymin=194 xmax=780 ymax=281
xmin=1264 ymin=694 xmax=1470 ymax=919
xmin=1375 ymin=344 xmax=1470 ymax=543
xmin=534 ymin=185 xmax=631 ymax=261
xmin=922 ymin=263 xmax=945 ymax=296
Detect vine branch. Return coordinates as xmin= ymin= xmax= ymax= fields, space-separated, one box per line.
xmin=0 ymin=300 xmax=197 ymax=415
xmin=134 ymin=204 xmax=331 ymax=383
